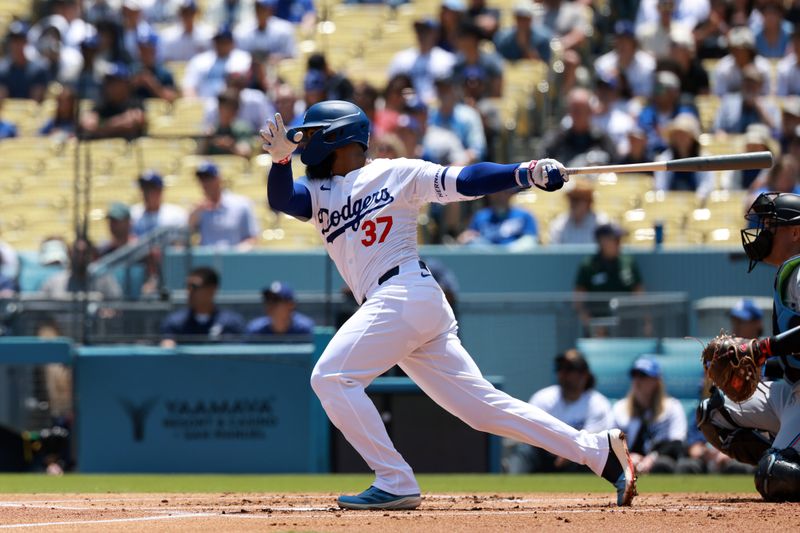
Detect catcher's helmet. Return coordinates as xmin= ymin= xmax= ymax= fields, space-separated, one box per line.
xmin=289 ymin=100 xmax=370 ymax=166
xmin=742 ymin=192 xmax=800 ymax=271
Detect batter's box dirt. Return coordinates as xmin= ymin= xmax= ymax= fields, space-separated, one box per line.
xmin=0 ymin=492 xmax=798 ymax=532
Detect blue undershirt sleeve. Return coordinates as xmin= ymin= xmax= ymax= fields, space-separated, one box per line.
xmin=455 ymin=162 xmax=525 ymax=197
xmin=267 ymin=162 xmax=313 ymax=220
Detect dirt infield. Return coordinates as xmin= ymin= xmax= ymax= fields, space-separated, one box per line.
xmin=1 ymin=492 xmax=798 ymax=532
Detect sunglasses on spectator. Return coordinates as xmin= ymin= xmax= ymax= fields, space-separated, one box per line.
xmin=187 ymin=281 xmax=205 ymax=291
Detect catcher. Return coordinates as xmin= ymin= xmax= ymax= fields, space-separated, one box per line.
xmin=698 ymin=192 xmax=800 ymax=501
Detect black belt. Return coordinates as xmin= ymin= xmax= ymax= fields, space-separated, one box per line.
xmin=378 ymin=260 xmax=428 ymax=286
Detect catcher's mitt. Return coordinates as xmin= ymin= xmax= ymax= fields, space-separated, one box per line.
xmin=701 ymin=333 xmax=768 ymax=403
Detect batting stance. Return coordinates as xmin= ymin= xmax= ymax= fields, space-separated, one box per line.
xmin=698 ymin=192 xmax=800 ymax=501
xmin=261 ymin=100 xmax=636 ymax=510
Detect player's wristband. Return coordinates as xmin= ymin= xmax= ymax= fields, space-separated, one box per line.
xmin=757 ymin=337 xmax=772 ymax=365
xmin=515 ymin=160 xmax=537 ymax=189
xmin=276 ymin=155 xmax=292 ymax=165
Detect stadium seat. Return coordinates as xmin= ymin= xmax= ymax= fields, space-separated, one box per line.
xmin=576 ymin=338 xmax=658 ymax=399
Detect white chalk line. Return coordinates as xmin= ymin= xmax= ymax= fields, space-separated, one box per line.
xmin=0 ymin=512 xmax=213 ymax=529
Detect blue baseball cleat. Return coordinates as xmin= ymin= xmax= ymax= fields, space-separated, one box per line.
xmin=600 ymin=429 xmax=637 ymax=506
xmin=337 ymin=486 xmax=422 ymax=510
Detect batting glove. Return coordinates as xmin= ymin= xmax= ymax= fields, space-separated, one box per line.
xmin=260 ymin=113 xmax=302 ymax=165
xmin=531 ymin=158 xmax=568 ymax=192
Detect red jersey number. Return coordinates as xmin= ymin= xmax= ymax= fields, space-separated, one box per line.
xmin=361 ymin=216 xmax=393 ymax=246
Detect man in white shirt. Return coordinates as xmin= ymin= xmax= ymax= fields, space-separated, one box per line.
xmin=234 ymin=0 xmax=296 ymax=61
xmin=203 ymin=70 xmax=274 ymax=133
xmin=635 ymin=0 xmax=709 ymax=30
xmin=121 ymin=0 xmax=153 ymax=62
xmin=595 ymin=20 xmax=655 ymax=98
xmin=549 ymin=181 xmax=610 ymax=245
xmin=636 ymin=0 xmax=692 ymax=59
xmin=506 ymin=350 xmax=613 ymax=473
xmin=158 ymin=0 xmax=213 ymax=63
xmin=388 ymin=18 xmax=456 ymax=104
xmin=712 ymin=26 xmax=772 ymax=96
xmin=130 ymin=171 xmax=188 ymax=237
xmin=776 ymin=28 xmax=800 ymax=97
xmin=182 ymin=25 xmax=251 ymax=98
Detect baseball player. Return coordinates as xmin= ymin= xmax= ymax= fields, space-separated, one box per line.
xmin=698 ymin=192 xmax=800 ymax=501
xmin=261 ymin=100 xmax=636 ymax=510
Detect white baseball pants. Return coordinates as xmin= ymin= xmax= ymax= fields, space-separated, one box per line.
xmin=310 ymin=261 xmax=610 ymax=495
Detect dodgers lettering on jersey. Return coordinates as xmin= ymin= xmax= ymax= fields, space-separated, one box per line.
xmin=298 ymin=158 xmax=470 ymax=303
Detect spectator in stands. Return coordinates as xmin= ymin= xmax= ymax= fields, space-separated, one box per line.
xmin=532 ymin=0 xmax=590 ymax=53
xmin=353 ymin=81 xmax=379 ymax=133
xmin=234 ymin=0 xmax=296 ymax=61
xmin=713 ymin=64 xmax=779 ymax=134
xmin=612 ymin=356 xmax=688 ymax=474
xmin=304 ymin=53 xmax=354 ymax=102
xmin=636 ymin=0 xmax=710 ymax=29
xmin=374 ymin=74 xmax=412 ymax=134
xmin=45 ymin=0 xmax=93 ymax=49
xmin=273 ymin=82 xmax=300 ymax=129
xmin=274 ymin=0 xmax=317 ymax=32
xmin=203 ymin=70 xmax=273 ymax=133
xmin=466 ymin=0 xmax=500 ymax=39
xmin=199 ymin=89 xmax=254 ymax=157
xmin=438 ymin=0 xmax=466 ymax=53
xmin=458 ymin=189 xmax=538 ymax=248
xmin=431 ymin=76 xmax=486 ymax=163
xmin=755 ymin=0 xmax=792 ymax=58
xmin=0 ymin=22 xmax=49 ymax=102
xmin=595 ymin=20 xmax=655 ymax=98
xmin=95 ymin=19 xmax=128 ymax=66
xmin=452 ymin=21 xmax=503 ymax=99
xmin=0 ymin=253 xmax=18 ymax=297
xmin=370 ymin=132 xmax=407 ymax=159
xmin=40 ymin=85 xmax=76 ymax=138
xmin=737 ymin=123 xmax=779 ymax=189
xmin=636 ymin=0 xmax=692 ymax=59
xmin=540 ymin=87 xmax=618 ymax=168
xmin=574 ymin=223 xmax=643 ymax=334
xmin=131 ymin=30 xmax=178 ymax=102
xmin=0 ymin=238 xmax=19 ymax=281
xmin=189 ymin=161 xmax=259 ymax=249
xmin=621 ymin=126 xmax=651 ymax=166
xmin=130 ymin=171 xmax=188 ymax=237
xmin=593 ymin=75 xmax=636 ymax=158
xmin=388 ymin=18 xmax=456 ymax=104
xmin=749 ymin=155 xmax=800 ymax=202
xmin=729 ymin=298 xmax=764 ymax=338
xmin=160 ymin=266 xmax=245 ymax=347
xmin=158 ymin=0 xmax=214 ymax=62
xmin=79 ymin=63 xmax=146 ymax=139
xmin=506 ymin=349 xmax=613 ymax=473
xmin=655 ymin=113 xmax=714 ymax=194
xmin=182 ymin=25 xmax=251 ymax=98
xmin=711 ymin=26 xmax=772 ymax=96
xmin=84 ymin=0 xmax=120 ymax=25
xmin=693 ymin=0 xmax=731 ymax=60
xmin=660 ymin=27 xmax=710 ymax=97
xmin=494 ymin=0 xmax=550 ymax=62
xmin=41 ymin=235 xmax=122 ymax=300
xmin=638 ymin=70 xmax=698 ymax=157
xmin=98 ymin=202 xmax=135 ymax=257
xmin=780 ymin=98 xmax=800 ymax=153
xmin=395 ymin=98 xmax=469 ymax=165
xmin=74 ymin=35 xmax=105 ymax=102
xmin=121 ymin=0 xmax=153 ymax=62
xmin=776 ymin=27 xmax=800 ymax=96
xmin=549 ymin=181 xmax=610 ymax=245
xmin=38 ymin=236 xmax=69 ymax=268
xmin=32 ymin=18 xmax=82 ymax=86
xmin=0 ymin=97 xmax=17 ymax=140
xmin=245 ymin=281 xmax=314 ymax=337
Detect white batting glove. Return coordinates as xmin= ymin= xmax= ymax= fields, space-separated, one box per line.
xmin=531 ymin=158 xmax=569 ymax=192
xmin=260 ymin=113 xmax=302 ymax=164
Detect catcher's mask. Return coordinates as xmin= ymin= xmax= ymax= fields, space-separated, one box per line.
xmin=742 ymin=192 xmax=800 ymax=272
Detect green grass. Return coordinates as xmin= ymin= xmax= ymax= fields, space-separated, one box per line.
xmin=0 ymin=474 xmax=755 ymax=494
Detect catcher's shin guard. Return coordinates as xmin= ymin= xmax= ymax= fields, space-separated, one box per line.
xmin=756 ymin=448 xmax=800 ymax=502
xmin=696 ymin=388 xmax=772 ymax=465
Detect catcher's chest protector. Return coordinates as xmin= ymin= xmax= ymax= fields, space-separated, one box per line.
xmin=772 ymin=255 xmax=800 ymax=383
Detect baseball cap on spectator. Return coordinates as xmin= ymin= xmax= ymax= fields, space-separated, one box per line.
xmin=594 ymin=222 xmax=625 ymax=241
xmin=138 ymin=170 xmax=164 ymax=188
xmin=614 ymin=19 xmax=636 ymax=38
xmin=744 ymin=123 xmax=779 ymax=155
xmin=414 ymin=17 xmax=439 ymax=32
xmin=179 ymin=0 xmax=198 ymax=11
xmin=104 ymin=62 xmax=131 ymax=80
xmin=730 ymin=298 xmax=763 ymax=321
xmin=196 ymin=161 xmax=220 ymax=178
xmin=442 ymin=0 xmax=466 ymax=12
xmin=39 ymin=238 xmax=69 ymax=266
xmin=665 ymin=113 xmax=701 ymax=141
xmin=728 ymin=26 xmax=756 ymax=50
xmin=137 ymin=28 xmax=159 ymax=47
xmin=213 ymin=25 xmax=234 ymax=41
xmin=655 ymin=71 xmax=681 ymax=92
xmin=107 ymin=202 xmax=131 ymax=221
xmin=304 ymin=69 xmax=327 ymax=92
xmin=81 ymin=34 xmax=100 ymax=49
xmin=513 ymin=0 xmax=535 ymax=18
xmin=631 ymin=356 xmax=662 ymax=379
xmin=670 ymin=26 xmax=695 ymax=52
xmin=123 ymin=0 xmax=143 ymax=10
xmin=7 ymin=21 xmax=29 ymax=39
xmin=463 ymin=64 xmax=485 ymax=81
xmin=262 ymin=281 xmax=295 ymax=302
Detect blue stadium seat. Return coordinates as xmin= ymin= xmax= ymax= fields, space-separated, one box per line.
xmin=577 ymin=338 xmax=658 ymax=399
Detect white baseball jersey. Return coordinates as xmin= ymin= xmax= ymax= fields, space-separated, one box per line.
xmin=298 ymin=158 xmax=470 ymax=303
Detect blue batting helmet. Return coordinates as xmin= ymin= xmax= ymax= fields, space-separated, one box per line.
xmin=290 ymin=100 xmax=370 ymax=166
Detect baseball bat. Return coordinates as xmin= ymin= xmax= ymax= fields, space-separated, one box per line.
xmin=565 ymin=151 xmax=774 ymax=175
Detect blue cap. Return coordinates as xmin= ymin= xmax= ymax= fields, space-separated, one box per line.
xmin=195 ymin=161 xmax=219 ymax=177
xmin=81 ymin=34 xmax=100 ymax=49
xmin=631 ymin=356 xmax=662 ymax=379
xmin=594 ymin=222 xmax=625 ymax=240
xmin=263 ymin=281 xmax=294 ymax=301
xmin=213 ymin=25 xmax=234 ymax=40
xmin=105 ymin=62 xmax=131 ymax=80
xmin=137 ymin=28 xmax=159 ymax=47
xmin=304 ymin=69 xmax=326 ymax=92
xmin=138 ymin=170 xmax=164 ymax=188
xmin=179 ymin=0 xmax=198 ymax=11
xmin=614 ymin=19 xmax=636 ymax=37
xmin=442 ymin=0 xmax=466 ymax=12
xmin=730 ymin=298 xmax=763 ymax=321
xmin=255 ymin=0 xmax=278 ymax=7
xmin=414 ymin=17 xmax=439 ymax=31
xmin=403 ymin=94 xmax=427 ymax=113
xmin=7 ymin=21 xmax=29 ymax=38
